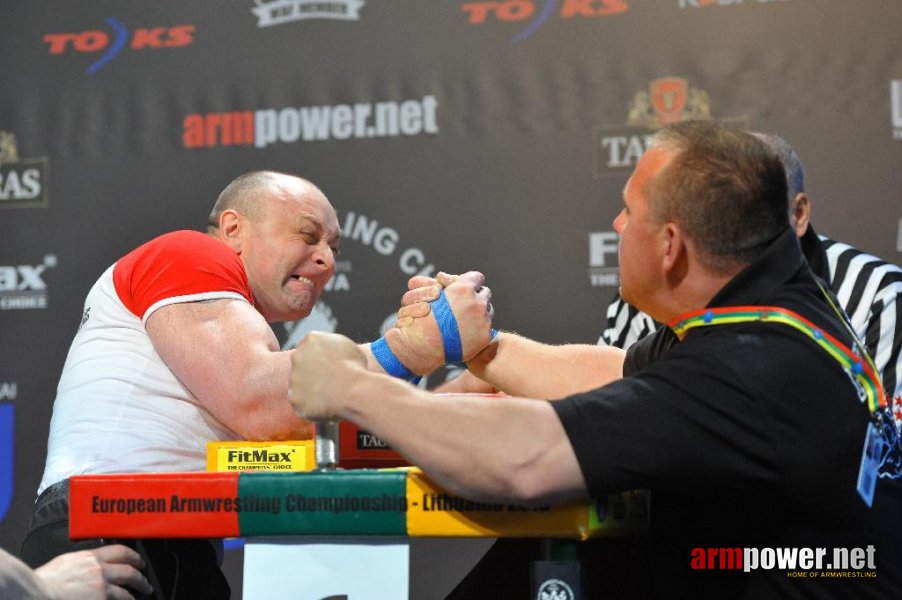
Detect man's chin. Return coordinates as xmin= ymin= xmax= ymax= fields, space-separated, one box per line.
xmin=285 ymin=303 xmax=315 ymax=322
xmin=619 ymin=286 xmax=632 ymax=306
xmin=285 ymin=292 xmax=323 ymax=321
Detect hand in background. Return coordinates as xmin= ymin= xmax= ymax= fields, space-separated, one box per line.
xmin=34 ymin=544 xmax=152 ymax=600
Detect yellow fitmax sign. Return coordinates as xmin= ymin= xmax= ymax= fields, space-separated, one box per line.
xmin=206 ymin=441 xmax=315 ymax=472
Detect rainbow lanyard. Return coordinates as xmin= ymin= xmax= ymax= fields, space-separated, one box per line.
xmin=667 ymin=303 xmax=887 ymax=416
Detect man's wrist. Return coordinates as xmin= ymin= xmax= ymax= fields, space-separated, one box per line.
xmin=466 ymin=331 xmax=502 ymax=377
xmin=370 ymin=336 xmax=422 ymax=383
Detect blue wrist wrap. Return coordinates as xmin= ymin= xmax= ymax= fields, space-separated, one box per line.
xmin=370 ymin=337 xmax=421 ymax=384
xmin=433 ymin=290 xmax=464 ymax=364
xmin=373 ymin=289 xmax=497 ymax=380
xmin=434 ymin=290 xmax=498 ymax=367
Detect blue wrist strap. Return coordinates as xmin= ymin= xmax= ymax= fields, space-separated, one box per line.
xmin=433 ymin=290 xmax=498 ymax=367
xmin=372 ymin=289 xmax=497 ymax=380
xmin=433 ymin=290 xmax=464 ymax=364
xmin=370 ymin=337 xmax=421 ymax=384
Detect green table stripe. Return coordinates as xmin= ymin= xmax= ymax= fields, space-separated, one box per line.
xmin=237 ymin=470 xmax=408 ymax=536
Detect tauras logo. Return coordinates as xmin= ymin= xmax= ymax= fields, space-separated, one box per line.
xmin=594 ymin=77 xmax=745 ymax=176
xmin=357 ymin=430 xmax=391 ymax=450
xmin=0 ymin=255 xmax=57 ymax=310
xmin=252 ymin=0 xmax=365 ymax=27
xmin=0 ymin=131 xmax=48 ymax=209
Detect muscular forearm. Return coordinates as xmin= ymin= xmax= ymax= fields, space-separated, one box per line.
xmin=338 ymin=373 xmax=587 ymax=506
xmin=236 ymin=350 xmax=315 ymax=440
xmin=466 ymin=332 xmax=626 ymax=399
xmin=241 ymin=340 xmax=414 ymax=440
xmin=227 ymin=344 xmax=387 ymax=440
xmin=289 ymin=332 xmax=588 ymax=504
xmin=147 ymin=300 xmax=315 ymax=441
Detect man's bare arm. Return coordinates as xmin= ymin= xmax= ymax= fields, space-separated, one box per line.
xmin=403 ymin=273 xmax=625 ymax=398
xmin=146 ymin=299 xmax=315 ymax=440
xmin=289 ymin=332 xmax=588 ymax=506
xmin=466 ymin=332 xmax=626 ymax=399
xmin=145 ymin=269 xmax=494 ymax=440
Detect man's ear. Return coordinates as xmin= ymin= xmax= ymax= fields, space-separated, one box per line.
xmin=218 ymin=209 xmax=243 ymax=253
xmin=662 ymin=222 xmax=688 ymax=284
xmin=790 ymin=193 xmax=811 ymax=237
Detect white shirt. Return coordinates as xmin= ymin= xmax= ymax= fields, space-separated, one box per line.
xmin=39 ymin=231 xmax=252 ymax=493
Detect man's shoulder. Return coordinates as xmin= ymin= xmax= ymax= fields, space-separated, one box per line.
xmin=119 ymin=230 xmax=239 ymax=269
xmin=112 ymin=230 xmax=251 ymax=319
xmin=622 ymin=325 xmax=675 ymax=375
xmin=140 ymin=229 xmax=227 ymax=252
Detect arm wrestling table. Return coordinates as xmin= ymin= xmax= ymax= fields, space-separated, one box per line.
xmin=67 ymin=423 xmax=648 ymax=599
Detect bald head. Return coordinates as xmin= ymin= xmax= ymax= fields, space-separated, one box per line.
xmin=208 ymin=170 xmax=339 ymax=322
xmin=207 ymin=171 xmax=324 ymax=233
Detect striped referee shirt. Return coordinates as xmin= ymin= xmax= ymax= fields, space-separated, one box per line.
xmin=599 ymin=226 xmax=902 ymax=408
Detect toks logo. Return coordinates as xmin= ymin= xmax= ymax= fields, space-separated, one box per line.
xmin=0 ymin=131 xmax=48 ymax=209
xmin=43 ymin=19 xmax=195 ymax=74
xmin=462 ymin=0 xmax=628 ymax=43
xmin=594 ymin=77 xmax=746 ymax=176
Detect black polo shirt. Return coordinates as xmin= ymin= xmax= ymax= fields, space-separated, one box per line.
xmin=553 ymin=228 xmax=902 ymax=599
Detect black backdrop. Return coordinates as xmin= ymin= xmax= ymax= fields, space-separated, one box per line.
xmin=2 ymin=1 xmax=902 ymax=596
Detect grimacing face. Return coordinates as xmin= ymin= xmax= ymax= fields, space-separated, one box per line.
xmin=239 ymin=178 xmax=340 ymax=322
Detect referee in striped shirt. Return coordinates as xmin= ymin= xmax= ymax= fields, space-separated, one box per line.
xmin=600 ymin=132 xmax=902 ymax=430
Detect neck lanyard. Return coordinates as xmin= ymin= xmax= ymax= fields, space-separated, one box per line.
xmin=666 ymin=299 xmax=887 ymax=416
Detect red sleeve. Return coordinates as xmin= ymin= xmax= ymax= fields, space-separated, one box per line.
xmin=113 ymin=230 xmax=254 ymax=321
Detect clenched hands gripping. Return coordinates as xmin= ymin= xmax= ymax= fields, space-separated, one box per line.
xmin=289 ymin=271 xmax=494 ymax=421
